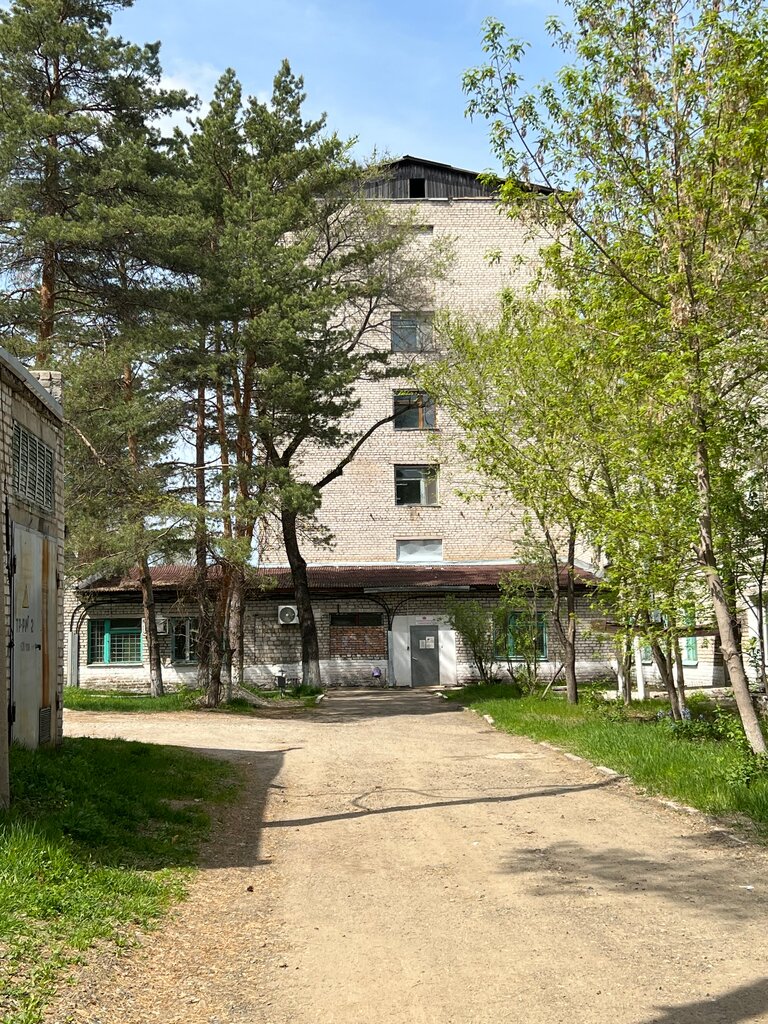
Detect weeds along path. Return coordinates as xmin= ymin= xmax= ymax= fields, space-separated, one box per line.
xmin=54 ymin=692 xmax=768 ymax=1024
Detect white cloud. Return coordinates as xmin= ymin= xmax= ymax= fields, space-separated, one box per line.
xmin=156 ymin=59 xmax=224 ymax=134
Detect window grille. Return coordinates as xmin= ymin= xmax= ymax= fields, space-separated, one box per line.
xmin=12 ymin=423 xmax=54 ymax=511
xmin=87 ymin=619 xmax=142 ymax=664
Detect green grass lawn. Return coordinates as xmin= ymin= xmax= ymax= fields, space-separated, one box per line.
xmin=63 ymin=687 xmax=202 ymax=712
xmin=0 ymin=737 xmax=240 ymax=1024
xmin=452 ymin=684 xmax=768 ymax=836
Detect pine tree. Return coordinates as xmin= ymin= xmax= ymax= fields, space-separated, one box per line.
xmin=186 ymin=63 xmax=441 ymax=694
xmin=0 ymin=0 xmax=189 ymax=363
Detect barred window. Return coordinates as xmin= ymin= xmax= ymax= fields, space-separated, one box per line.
xmin=87 ymin=619 xmax=142 ymax=664
xmin=12 ymin=423 xmax=54 ymax=511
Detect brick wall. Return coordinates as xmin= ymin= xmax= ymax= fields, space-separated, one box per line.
xmin=329 ymin=625 xmax=387 ymax=658
xmin=67 ymin=587 xmax=617 ymax=691
xmin=260 ymin=198 xmax=557 ymax=567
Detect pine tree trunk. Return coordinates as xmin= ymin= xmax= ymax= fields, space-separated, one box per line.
xmin=38 ymin=56 xmax=61 ymax=368
xmin=757 ymin=572 xmax=767 ymax=693
xmin=221 ymin=576 xmax=233 ymax=703
xmin=281 ymin=509 xmax=322 ymax=687
xmin=195 ymin=379 xmax=212 ymax=693
xmin=206 ymin=588 xmax=226 ymax=708
xmin=229 ymin=570 xmax=245 ymax=691
xmin=39 ymin=242 xmax=56 ymax=367
xmin=139 ymin=555 xmax=164 ymax=697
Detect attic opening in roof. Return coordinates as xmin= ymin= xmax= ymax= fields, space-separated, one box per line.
xmin=363 ymin=155 xmax=501 ymax=200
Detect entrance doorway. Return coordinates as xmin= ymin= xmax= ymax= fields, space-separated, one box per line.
xmin=410 ymin=625 xmax=440 ymax=686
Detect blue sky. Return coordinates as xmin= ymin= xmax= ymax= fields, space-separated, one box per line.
xmin=111 ymin=0 xmax=567 ymax=175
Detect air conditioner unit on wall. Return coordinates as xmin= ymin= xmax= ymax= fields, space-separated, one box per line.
xmin=278 ymin=605 xmax=299 ymax=625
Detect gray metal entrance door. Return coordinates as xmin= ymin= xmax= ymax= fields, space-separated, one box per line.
xmin=410 ymin=625 xmax=440 ymax=686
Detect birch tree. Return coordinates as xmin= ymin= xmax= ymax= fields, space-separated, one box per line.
xmin=464 ymin=0 xmax=768 ymax=750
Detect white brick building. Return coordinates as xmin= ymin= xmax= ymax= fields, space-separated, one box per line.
xmin=67 ymin=157 xmax=620 ymax=692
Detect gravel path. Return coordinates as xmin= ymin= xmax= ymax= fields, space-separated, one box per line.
xmin=51 ymin=690 xmax=768 ymax=1024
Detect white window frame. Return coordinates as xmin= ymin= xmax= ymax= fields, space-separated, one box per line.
xmin=395 ymin=465 xmax=439 ymax=506
xmin=171 ymin=617 xmax=198 ymax=664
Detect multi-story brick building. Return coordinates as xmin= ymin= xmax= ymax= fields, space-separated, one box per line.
xmin=68 ymin=156 xmax=617 ymax=691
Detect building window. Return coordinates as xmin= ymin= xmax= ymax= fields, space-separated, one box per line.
xmin=680 ymin=609 xmax=698 ymax=666
xmin=393 ymin=392 xmax=436 ymax=430
xmin=396 ymin=539 xmax=443 ymax=563
xmin=498 ymin=612 xmax=548 ymax=661
xmin=682 ymin=635 xmax=698 ymax=666
xmin=640 ymin=643 xmax=653 ymax=665
xmin=87 ymin=618 xmax=142 ymax=664
xmin=330 ymin=612 xmax=383 ymax=627
xmin=395 ymin=465 xmax=438 ymax=506
xmin=391 ymin=312 xmax=432 ymax=352
xmin=172 ymin=618 xmax=198 ymax=663
xmin=12 ymin=422 xmax=54 ymax=511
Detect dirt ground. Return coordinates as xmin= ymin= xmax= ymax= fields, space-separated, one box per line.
xmin=50 ymin=689 xmax=768 ymax=1024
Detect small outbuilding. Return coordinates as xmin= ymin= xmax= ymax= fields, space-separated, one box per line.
xmin=0 ymin=350 xmax=64 ymax=791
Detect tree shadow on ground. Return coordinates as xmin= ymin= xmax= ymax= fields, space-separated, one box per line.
xmin=497 ymin=836 xmax=768 ymax=924
xmin=642 ymin=978 xmax=768 ymax=1023
xmin=262 ymin=778 xmax=618 ymax=830
xmin=302 ymin=689 xmax=463 ymax=724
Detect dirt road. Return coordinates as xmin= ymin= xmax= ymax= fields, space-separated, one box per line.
xmin=54 ymin=690 xmax=768 ymax=1024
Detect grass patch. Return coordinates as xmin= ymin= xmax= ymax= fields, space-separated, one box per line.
xmin=1 ymin=737 xmax=240 ymax=1023
xmin=452 ymin=684 xmax=768 ymax=834
xmin=64 ymin=687 xmax=320 ymax=715
xmin=63 ymin=687 xmax=202 ymax=713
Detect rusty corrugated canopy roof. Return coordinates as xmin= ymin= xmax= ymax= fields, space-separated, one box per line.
xmin=78 ymin=563 xmax=598 ymax=595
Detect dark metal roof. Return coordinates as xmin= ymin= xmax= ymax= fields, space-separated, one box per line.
xmin=78 ymin=562 xmax=598 ymax=596
xmin=395 ymin=155 xmax=494 ymax=180
xmin=382 ymin=155 xmax=553 ymax=196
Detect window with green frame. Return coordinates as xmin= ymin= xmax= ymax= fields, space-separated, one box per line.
xmin=497 ymin=611 xmax=548 ymax=661
xmin=682 ymin=635 xmax=699 ymax=666
xmin=87 ymin=618 xmax=142 ymax=664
